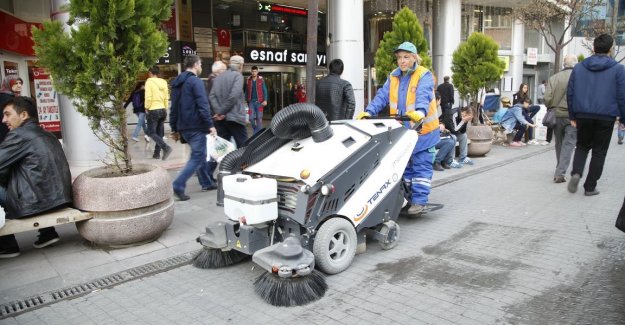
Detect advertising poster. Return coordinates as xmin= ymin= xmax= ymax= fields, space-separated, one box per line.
xmin=32 ymin=68 xmax=61 ymax=132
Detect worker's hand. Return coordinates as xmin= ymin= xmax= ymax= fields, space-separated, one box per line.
xmin=406 ymin=110 xmax=425 ymax=123
xmin=209 ymin=127 xmax=217 ymax=136
xmin=170 ymin=132 xmax=180 ymax=142
xmin=355 ymin=112 xmax=371 ymax=120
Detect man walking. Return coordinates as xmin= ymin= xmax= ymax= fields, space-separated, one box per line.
xmin=544 ymin=54 xmax=578 ymax=183
xmin=358 ymin=42 xmax=439 ymax=216
xmin=537 ymin=80 xmax=546 ymax=104
xmin=567 ymin=34 xmax=625 ymax=195
xmin=170 ymin=55 xmax=217 ymax=201
xmin=315 ymin=59 xmax=356 ymax=121
xmin=0 ymin=97 xmax=72 ymax=257
xmin=436 ymin=76 xmax=454 ymax=114
xmin=209 ymin=55 xmax=248 ymax=148
xmin=245 ymin=66 xmax=268 ymax=134
xmin=145 ymin=66 xmax=173 ymax=160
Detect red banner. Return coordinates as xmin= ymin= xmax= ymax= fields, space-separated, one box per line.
xmin=32 ymin=68 xmax=61 ymax=132
xmin=217 ymin=29 xmax=230 ymax=47
xmin=0 ymin=11 xmax=42 ymax=56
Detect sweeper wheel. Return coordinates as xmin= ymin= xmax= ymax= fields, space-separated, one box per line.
xmin=378 ymin=221 xmax=400 ymax=250
xmin=313 ymin=218 xmax=357 ymax=274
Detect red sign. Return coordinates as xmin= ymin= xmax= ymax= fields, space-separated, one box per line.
xmin=0 ymin=11 xmax=43 ymax=56
xmin=32 ymin=68 xmax=61 ymax=132
xmin=270 ymin=5 xmax=307 ymax=16
xmin=217 ymin=29 xmax=231 ymax=47
xmin=160 ymin=6 xmax=177 ymax=40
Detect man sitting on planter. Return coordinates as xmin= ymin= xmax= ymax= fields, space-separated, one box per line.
xmin=357 ymin=41 xmax=439 ymax=216
xmin=500 ymin=97 xmax=536 ymax=147
xmin=0 ymin=97 xmax=72 ymax=258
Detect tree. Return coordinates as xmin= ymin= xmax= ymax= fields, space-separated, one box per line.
xmin=451 ymin=33 xmax=505 ymax=124
xmin=580 ymin=1 xmax=625 ymax=62
xmin=515 ymin=0 xmax=604 ymax=74
xmin=374 ymin=7 xmax=431 ymax=85
xmin=32 ymin=0 xmax=171 ymax=174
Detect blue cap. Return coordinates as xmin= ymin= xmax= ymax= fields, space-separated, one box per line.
xmin=394 ymin=42 xmax=417 ymax=54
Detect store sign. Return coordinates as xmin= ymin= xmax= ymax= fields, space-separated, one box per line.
xmin=32 ymin=68 xmax=61 ymax=132
xmin=156 ymin=41 xmax=196 ymax=65
xmin=0 ymin=11 xmax=43 ymax=56
xmin=257 ymin=2 xmax=307 ymax=16
xmin=245 ymin=47 xmax=326 ymax=66
xmin=526 ymin=48 xmax=538 ymax=65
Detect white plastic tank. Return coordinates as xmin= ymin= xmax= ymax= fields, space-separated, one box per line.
xmin=223 ymin=174 xmax=278 ymax=225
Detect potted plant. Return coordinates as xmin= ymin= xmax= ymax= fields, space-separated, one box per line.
xmin=451 ymin=32 xmax=506 ymax=156
xmin=32 ymin=0 xmax=175 ymax=246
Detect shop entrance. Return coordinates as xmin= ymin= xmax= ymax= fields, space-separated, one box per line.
xmin=243 ymin=66 xmax=302 ymax=120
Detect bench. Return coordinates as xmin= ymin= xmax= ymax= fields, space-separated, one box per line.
xmin=0 ymin=207 xmax=93 ymax=236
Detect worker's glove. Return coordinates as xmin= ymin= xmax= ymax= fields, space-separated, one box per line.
xmin=406 ymin=111 xmax=425 ymax=123
xmin=170 ymin=132 xmax=180 ymax=142
xmin=355 ymin=112 xmax=371 ymax=120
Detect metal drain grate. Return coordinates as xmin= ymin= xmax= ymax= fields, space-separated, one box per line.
xmin=0 ymin=250 xmax=198 ymax=319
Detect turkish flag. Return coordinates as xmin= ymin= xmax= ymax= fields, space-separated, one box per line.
xmin=217 ymin=29 xmax=230 ymax=47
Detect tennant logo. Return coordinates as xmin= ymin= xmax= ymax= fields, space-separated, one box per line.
xmin=355 ymin=179 xmax=392 ymax=222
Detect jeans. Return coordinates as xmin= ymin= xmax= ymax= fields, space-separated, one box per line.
xmin=147 ymin=109 xmax=169 ymax=157
xmin=215 ymin=120 xmax=249 ymax=149
xmin=434 ymin=135 xmax=456 ymax=165
xmin=553 ymin=117 xmax=577 ymax=178
xmin=571 ymin=118 xmax=614 ymax=191
xmin=524 ymin=105 xmax=540 ymax=141
xmin=131 ymin=112 xmax=147 ymax=139
xmin=513 ymin=122 xmax=526 ymax=142
xmin=456 ymin=132 xmax=468 ymax=160
xmin=618 ymin=123 xmax=625 ymax=140
xmin=249 ymin=101 xmax=264 ymax=135
xmin=173 ymin=131 xmax=212 ymax=193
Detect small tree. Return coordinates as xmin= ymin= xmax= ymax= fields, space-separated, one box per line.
xmin=374 ymin=7 xmax=431 ymax=85
xmin=451 ymin=33 xmax=505 ymax=124
xmin=580 ymin=1 xmax=625 ymax=62
xmin=32 ymin=0 xmax=171 ymax=174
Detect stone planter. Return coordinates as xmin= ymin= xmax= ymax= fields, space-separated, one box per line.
xmin=466 ymin=124 xmax=493 ymax=157
xmin=73 ymin=164 xmax=174 ymax=246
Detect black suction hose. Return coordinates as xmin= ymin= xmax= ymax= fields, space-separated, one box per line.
xmin=270 ymin=103 xmax=333 ymax=143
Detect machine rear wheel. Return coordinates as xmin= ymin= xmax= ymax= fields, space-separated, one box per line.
xmin=313 ymin=218 xmax=357 ymax=274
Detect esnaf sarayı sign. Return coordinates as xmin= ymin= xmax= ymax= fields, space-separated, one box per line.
xmin=245 ymin=47 xmax=326 ymax=66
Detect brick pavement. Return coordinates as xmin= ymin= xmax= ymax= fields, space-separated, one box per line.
xmin=4 ymin=135 xmax=625 ymax=324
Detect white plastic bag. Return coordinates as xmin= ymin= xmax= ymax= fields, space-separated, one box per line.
xmin=207 ymin=135 xmax=236 ymax=162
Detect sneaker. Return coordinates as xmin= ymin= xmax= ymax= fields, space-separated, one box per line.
xmin=144 ymin=135 xmax=150 ymax=143
xmin=520 ymin=141 xmax=527 ymax=146
xmin=584 ymin=189 xmax=600 ymax=196
xmin=461 ymin=157 xmax=474 ymax=165
xmin=568 ymin=174 xmax=581 ymax=193
xmin=553 ymin=175 xmax=566 ymax=183
xmin=433 ymin=162 xmax=444 ymax=171
xmin=0 ymin=247 xmax=20 ymax=259
xmin=541 ymin=141 xmax=550 ymax=146
xmin=33 ymin=233 xmax=60 ymax=249
xmin=449 ymin=160 xmax=462 ymax=168
xmin=162 ymin=146 xmax=173 ymax=161
xmin=131 ymin=137 xmax=139 ymax=142
xmin=528 ymin=139 xmax=539 ymax=145
xmin=406 ymin=204 xmax=425 ymax=215
xmin=509 ymin=141 xmax=522 ymax=147
xmin=202 ymin=185 xmax=218 ymax=191
xmin=174 ymin=191 xmax=190 ymax=201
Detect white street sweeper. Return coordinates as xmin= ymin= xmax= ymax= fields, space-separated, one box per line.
xmin=193 ymin=103 xmax=439 ymax=306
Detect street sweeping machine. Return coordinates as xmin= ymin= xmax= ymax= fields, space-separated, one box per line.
xmin=194 ymin=103 xmax=422 ymax=306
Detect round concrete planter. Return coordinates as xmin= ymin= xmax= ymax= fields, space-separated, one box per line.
xmin=73 ymin=164 xmax=174 ymax=246
xmin=466 ymin=125 xmax=493 ymax=157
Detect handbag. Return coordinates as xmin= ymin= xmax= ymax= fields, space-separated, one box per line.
xmin=542 ymin=108 xmax=556 ymax=128
xmin=616 ymin=197 xmax=625 ymax=233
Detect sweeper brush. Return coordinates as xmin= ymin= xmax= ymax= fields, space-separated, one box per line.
xmin=195 ymin=103 xmax=439 ymax=306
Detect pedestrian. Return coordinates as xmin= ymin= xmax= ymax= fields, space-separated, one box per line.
xmin=442 ymin=106 xmax=474 ymax=166
xmin=567 ymin=34 xmax=625 ymax=196
xmin=123 ymin=81 xmax=150 ymax=143
xmin=537 ymin=80 xmax=546 ymax=104
xmin=513 ymin=83 xmax=530 ymax=105
xmin=209 ymin=55 xmax=248 ymax=149
xmin=170 ymin=55 xmax=217 ymax=201
xmin=436 ymin=76 xmax=454 ymax=115
xmin=357 ymin=41 xmax=439 ymax=216
xmin=433 ymin=125 xmax=457 ymax=171
xmin=617 ymin=118 xmax=624 ymax=145
xmin=296 ymin=86 xmax=307 ymax=103
xmin=145 ymin=66 xmax=173 ymax=160
xmin=315 ymin=59 xmax=356 ymax=121
xmin=544 ymin=54 xmax=578 ymax=183
xmin=245 ymin=65 xmax=268 ymax=134
xmin=500 ymin=98 xmax=536 ymax=147
xmin=0 ymin=75 xmax=22 ymax=143
xmin=0 ymin=97 xmax=72 ymax=258
xmin=204 ymin=61 xmax=228 ymax=185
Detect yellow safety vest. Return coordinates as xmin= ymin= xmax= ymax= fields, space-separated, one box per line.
xmin=389 ymin=66 xmax=439 ymax=134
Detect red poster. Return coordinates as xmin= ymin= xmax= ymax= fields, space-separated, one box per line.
xmin=217 ymin=29 xmax=231 ymax=47
xmin=32 ymin=68 xmax=61 ymax=132
xmin=161 ymin=6 xmax=177 ymax=40
xmin=0 ymin=11 xmax=43 ymax=56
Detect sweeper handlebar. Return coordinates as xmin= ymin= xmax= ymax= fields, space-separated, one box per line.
xmin=361 ymin=114 xmax=424 ymax=131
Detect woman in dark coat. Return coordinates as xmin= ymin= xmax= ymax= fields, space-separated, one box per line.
xmin=0 ymin=75 xmax=24 ymax=143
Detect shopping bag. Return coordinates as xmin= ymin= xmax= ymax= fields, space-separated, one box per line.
xmin=207 ymin=135 xmax=236 ymax=162
xmin=542 ymin=108 xmax=556 ymax=128
xmin=616 ymin=196 xmax=625 ymax=233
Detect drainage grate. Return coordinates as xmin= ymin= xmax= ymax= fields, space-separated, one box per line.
xmin=0 ymin=250 xmax=198 ymax=319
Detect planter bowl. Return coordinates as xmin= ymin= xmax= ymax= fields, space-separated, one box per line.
xmin=466 ymin=125 xmax=493 ymax=157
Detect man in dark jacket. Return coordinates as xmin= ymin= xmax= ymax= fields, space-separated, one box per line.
xmin=436 ymin=76 xmax=454 ymax=114
xmin=567 ymin=34 xmax=625 ymax=196
xmin=315 ymin=59 xmax=356 ymax=121
xmin=0 ymin=97 xmax=72 ymax=258
xmin=170 ymin=55 xmax=217 ymax=201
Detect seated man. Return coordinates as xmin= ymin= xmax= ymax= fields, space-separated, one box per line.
xmin=441 ymin=106 xmax=474 ymax=166
xmin=500 ymin=97 xmax=536 ymax=147
xmin=0 ymin=97 xmax=72 ymax=258
xmin=433 ymin=125 xmax=458 ymax=171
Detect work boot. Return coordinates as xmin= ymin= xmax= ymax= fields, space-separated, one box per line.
xmin=406 ymin=204 xmax=425 ymax=216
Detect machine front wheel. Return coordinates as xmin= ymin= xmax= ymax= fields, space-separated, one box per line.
xmin=313 ymin=218 xmax=357 ymax=275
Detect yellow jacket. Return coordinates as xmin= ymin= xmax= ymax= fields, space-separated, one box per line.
xmin=145 ymin=77 xmax=169 ymax=110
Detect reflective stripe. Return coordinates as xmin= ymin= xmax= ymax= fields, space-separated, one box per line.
xmin=413 ymin=177 xmax=431 ymax=183
xmin=413 ymin=181 xmax=432 ymax=187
